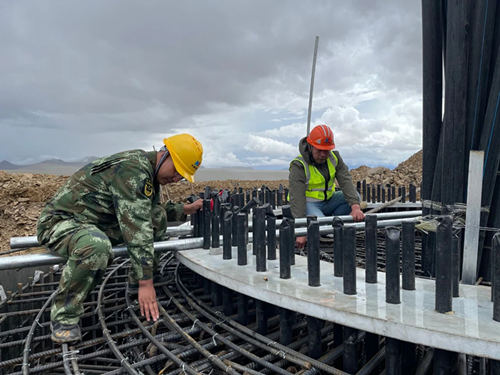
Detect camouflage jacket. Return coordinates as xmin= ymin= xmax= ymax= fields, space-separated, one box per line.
xmin=37 ymin=150 xmax=185 ymax=280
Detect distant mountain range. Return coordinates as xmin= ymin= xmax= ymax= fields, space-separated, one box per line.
xmin=0 ymin=158 xmax=289 ymax=181
xmin=0 ymin=157 xmax=99 ymax=176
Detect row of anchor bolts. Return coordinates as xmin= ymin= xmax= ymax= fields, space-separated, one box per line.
xmin=193 ymin=196 xmax=500 ymax=321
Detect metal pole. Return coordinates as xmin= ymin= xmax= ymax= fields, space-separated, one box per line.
xmin=436 ymin=216 xmax=453 ymax=313
xmin=343 ymin=327 xmax=358 ymax=373
xmin=279 ymin=219 xmax=292 ymax=279
xmin=307 ymin=220 xmax=320 ymax=287
xmin=306 ymin=36 xmax=319 ymax=136
xmin=386 ymin=227 xmax=401 ymax=304
xmin=223 ymin=211 xmax=232 ymax=260
xmin=462 ymin=151 xmax=484 ymax=284
xmin=289 ymin=217 xmax=296 ymax=266
xmin=254 ymin=206 xmax=267 ymax=272
xmin=231 ymin=206 xmax=239 ymax=247
xmin=256 ymin=300 xmax=268 ymax=335
xmin=202 ymin=198 xmax=211 ymax=249
xmin=333 ymin=217 xmax=344 ymax=277
xmin=237 ymin=294 xmax=248 ymax=325
xmin=385 ymin=337 xmax=402 ymax=375
xmin=452 ymin=230 xmax=460 ymax=297
xmin=307 ymin=316 xmax=322 ymax=359
xmin=402 ymin=221 xmax=416 ymax=290
xmin=267 ymin=214 xmax=277 ymax=261
xmin=211 ymin=198 xmax=220 ymax=249
xmin=279 ymin=309 xmax=294 ymax=345
xmin=493 ymin=232 xmax=500 ymax=321
xmin=365 ymin=215 xmax=377 ymax=283
xmin=343 ymin=226 xmax=356 ymax=295
xmin=237 ymin=213 xmax=247 ymax=266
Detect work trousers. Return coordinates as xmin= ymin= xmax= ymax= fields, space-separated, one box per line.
xmin=305 ymin=191 xmax=351 ymax=217
xmin=49 ymin=224 xmax=113 ymax=325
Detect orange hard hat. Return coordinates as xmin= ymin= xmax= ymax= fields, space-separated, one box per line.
xmin=306 ymin=124 xmax=335 ymax=150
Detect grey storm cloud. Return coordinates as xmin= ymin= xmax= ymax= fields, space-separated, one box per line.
xmin=0 ymin=0 xmax=422 ymax=166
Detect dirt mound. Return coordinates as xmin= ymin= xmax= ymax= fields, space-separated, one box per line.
xmin=0 ymin=173 xmax=289 ymax=254
xmin=350 ymin=150 xmax=422 ymax=187
xmin=0 ymin=151 xmax=423 ymax=253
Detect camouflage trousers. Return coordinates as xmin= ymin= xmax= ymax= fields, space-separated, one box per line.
xmin=49 ymin=223 xmax=113 ymax=325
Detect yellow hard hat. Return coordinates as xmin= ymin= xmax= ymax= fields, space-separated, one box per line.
xmin=163 ymin=134 xmax=203 ymax=183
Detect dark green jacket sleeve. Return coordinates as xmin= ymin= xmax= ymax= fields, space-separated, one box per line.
xmin=288 ymin=160 xmax=308 ymax=218
xmin=163 ymin=201 xmax=187 ymax=222
xmin=109 ymin=166 xmax=155 ymax=281
xmin=334 ymin=151 xmax=360 ymax=206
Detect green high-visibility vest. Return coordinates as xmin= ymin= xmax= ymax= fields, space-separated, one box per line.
xmin=293 ymin=152 xmax=338 ymax=201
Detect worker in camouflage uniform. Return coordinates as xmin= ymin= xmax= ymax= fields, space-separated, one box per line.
xmin=37 ymin=133 xmax=203 ymax=343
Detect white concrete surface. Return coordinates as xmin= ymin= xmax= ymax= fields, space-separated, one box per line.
xmin=177 ymin=248 xmax=500 ymax=360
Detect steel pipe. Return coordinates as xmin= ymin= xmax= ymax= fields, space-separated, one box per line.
xmin=307 ymin=219 xmax=320 ymax=287
xmin=402 ymin=221 xmax=416 ymax=291
xmin=365 ymin=215 xmax=377 ymax=283
xmin=333 ymin=218 xmax=344 ymax=277
xmin=236 ymin=213 xmax=247 ymax=266
xmin=279 ymin=219 xmax=292 ymax=279
xmin=436 ymin=216 xmax=453 ymax=313
xmin=9 ymin=211 xmax=422 ymax=250
xmin=1 ymin=217 xmax=420 ymax=271
xmin=254 ymin=206 xmax=266 ymax=272
xmin=248 ymin=210 xmax=422 ymax=230
xmin=343 ymin=226 xmax=356 ymax=295
xmin=223 ymin=211 xmax=233 ymax=260
xmin=386 ymin=227 xmax=401 ymax=304
xmin=267 ymin=214 xmax=277 ymax=261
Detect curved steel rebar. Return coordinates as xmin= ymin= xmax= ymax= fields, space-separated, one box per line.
xmin=96 ymin=259 xmax=140 ymax=375
xmin=175 ymin=264 xmax=349 ymax=375
xmin=162 ymin=265 xmax=295 ymax=375
xmin=61 ymin=344 xmax=73 ymax=375
xmin=21 ymin=289 xmax=56 ymax=375
xmin=123 ymin=278 xmax=202 ymax=375
xmin=157 ymin=300 xmax=240 ymax=374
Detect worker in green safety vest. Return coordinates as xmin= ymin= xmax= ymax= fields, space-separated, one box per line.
xmin=288 ymin=124 xmax=364 ymax=249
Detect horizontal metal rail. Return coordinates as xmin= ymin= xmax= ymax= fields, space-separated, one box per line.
xmin=0 ymin=218 xmax=419 ymax=271
xmin=9 ymin=211 xmax=421 ymax=250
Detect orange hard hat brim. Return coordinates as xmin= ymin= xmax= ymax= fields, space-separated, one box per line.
xmin=307 ymin=138 xmax=335 ymax=151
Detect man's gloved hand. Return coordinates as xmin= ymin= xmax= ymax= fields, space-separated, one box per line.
xmin=138 ymin=279 xmax=159 ymax=322
xmin=183 ymin=198 xmax=203 ymax=215
xmin=350 ymin=204 xmax=365 ymax=221
xmin=295 ymin=235 xmax=307 ymax=249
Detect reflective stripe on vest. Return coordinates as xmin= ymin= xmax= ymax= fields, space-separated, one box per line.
xmin=294 ymin=152 xmax=338 ymax=201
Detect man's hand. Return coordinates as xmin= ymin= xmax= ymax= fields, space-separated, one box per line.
xmin=295 ymin=236 xmax=307 ymax=249
xmin=138 ymin=279 xmax=159 ymax=322
xmin=350 ymin=204 xmax=365 ymax=221
xmin=184 ymin=198 xmax=203 ymax=215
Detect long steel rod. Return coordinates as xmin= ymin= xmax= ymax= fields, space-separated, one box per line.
xmin=0 ymin=217 xmax=420 ymax=271
xmin=176 ymin=266 xmax=348 ymax=375
xmin=96 ymin=259 xmax=139 ymax=375
xmin=9 ymin=210 xmax=422 ymax=249
xmin=306 ymin=36 xmax=319 ymax=136
xmin=10 ymin=223 xmax=194 ymax=249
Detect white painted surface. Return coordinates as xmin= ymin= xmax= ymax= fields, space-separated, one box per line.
xmin=462 ymin=151 xmax=484 ymax=285
xmin=178 ymin=248 xmax=500 ymax=360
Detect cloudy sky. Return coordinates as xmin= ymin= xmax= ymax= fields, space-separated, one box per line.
xmin=0 ymin=1 xmax=422 ymax=170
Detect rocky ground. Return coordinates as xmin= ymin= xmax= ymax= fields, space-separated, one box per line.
xmin=0 ymin=150 xmax=422 ymax=254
